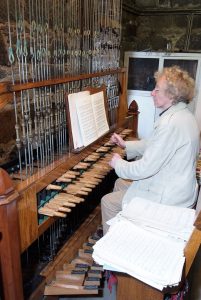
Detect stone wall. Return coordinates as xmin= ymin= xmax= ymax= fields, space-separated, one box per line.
xmin=121 ymin=4 xmax=201 ymax=66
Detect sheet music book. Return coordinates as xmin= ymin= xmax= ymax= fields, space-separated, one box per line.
xmin=109 ymin=197 xmax=195 ymax=241
xmin=67 ymin=87 xmax=109 ymax=150
xmin=92 ymin=197 xmax=196 ymax=291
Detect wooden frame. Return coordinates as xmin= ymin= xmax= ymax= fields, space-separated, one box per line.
xmin=0 ymin=68 xmax=131 ymax=300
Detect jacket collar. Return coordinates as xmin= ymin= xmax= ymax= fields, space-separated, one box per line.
xmin=154 ymin=102 xmax=188 ymax=128
xmin=160 ymin=102 xmax=187 ymax=117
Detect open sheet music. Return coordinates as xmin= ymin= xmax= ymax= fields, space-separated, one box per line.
xmin=92 ymin=197 xmax=196 ymax=291
xmin=67 ymin=87 xmax=109 ymax=150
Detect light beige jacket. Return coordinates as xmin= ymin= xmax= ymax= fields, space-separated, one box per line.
xmin=115 ymin=102 xmax=200 ymax=208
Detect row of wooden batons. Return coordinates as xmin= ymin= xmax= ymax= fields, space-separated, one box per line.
xmin=38 ymin=128 xmax=133 ymax=218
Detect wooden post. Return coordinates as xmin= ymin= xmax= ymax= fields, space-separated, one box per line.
xmin=118 ymin=68 xmax=128 ymax=126
xmin=127 ymin=100 xmax=140 ymax=137
xmin=0 ymin=168 xmax=23 ymax=300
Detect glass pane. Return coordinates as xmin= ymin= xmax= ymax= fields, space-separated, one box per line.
xmin=127 ymin=58 xmax=159 ymax=91
xmin=164 ymin=59 xmax=198 ymax=79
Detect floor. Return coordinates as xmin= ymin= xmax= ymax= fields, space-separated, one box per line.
xmin=59 ymin=278 xmax=116 ymax=300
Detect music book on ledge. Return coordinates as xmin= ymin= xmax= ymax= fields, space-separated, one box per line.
xmin=92 ymin=197 xmax=196 ymax=291
xmin=66 ymin=85 xmax=109 ymax=151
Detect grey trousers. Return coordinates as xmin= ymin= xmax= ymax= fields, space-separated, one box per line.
xmin=101 ymin=178 xmax=132 ymax=234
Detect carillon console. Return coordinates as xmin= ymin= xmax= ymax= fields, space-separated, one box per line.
xmin=0 ymin=66 xmax=138 ymax=299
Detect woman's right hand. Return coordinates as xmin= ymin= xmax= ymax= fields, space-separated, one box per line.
xmin=110 ymin=133 xmax=126 ymax=149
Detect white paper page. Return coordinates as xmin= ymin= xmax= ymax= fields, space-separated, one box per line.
xmin=121 ymin=197 xmax=195 ymax=240
xmin=98 ymin=256 xmax=183 ymax=291
xmin=75 ymin=94 xmax=98 ymax=146
xmin=68 ymin=91 xmax=90 ymax=149
xmin=91 ymin=91 xmax=109 ymax=137
xmin=93 ymin=219 xmax=185 ymax=290
xmin=99 ymin=258 xmax=183 ymax=291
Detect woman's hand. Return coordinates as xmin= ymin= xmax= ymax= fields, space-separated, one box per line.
xmin=109 ymin=153 xmax=122 ymax=168
xmin=110 ymin=133 xmax=125 ymax=149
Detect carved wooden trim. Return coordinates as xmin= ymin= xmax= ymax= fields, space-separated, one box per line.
xmin=0 ymin=168 xmax=14 ymax=200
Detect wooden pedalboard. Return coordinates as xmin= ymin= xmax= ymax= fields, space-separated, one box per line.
xmin=29 ymin=205 xmax=102 ymax=299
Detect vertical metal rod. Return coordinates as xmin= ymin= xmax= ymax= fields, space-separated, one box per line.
xmin=6 ymin=0 xmax=23 ymax=176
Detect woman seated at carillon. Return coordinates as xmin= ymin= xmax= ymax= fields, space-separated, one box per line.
xmin=101 ymin=66 xmax=200 ymax=234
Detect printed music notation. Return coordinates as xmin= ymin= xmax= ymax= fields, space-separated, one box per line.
xmin=67 ymin=87 xmax=109 ymax=150
xmin=93 ymin=197 xmax=196 ymax=291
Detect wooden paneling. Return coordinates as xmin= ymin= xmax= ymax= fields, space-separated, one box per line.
xmin=0 ymin=192 xmax=23 ymax=300
xmin=17 ymin=186 xmax=38 ymax=252
xmin=184 ymin=228 xmax=201 ymax=275
xmin=117 ymin=273 xmax=163 ymax=300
